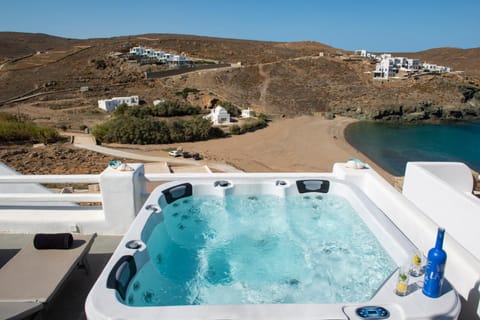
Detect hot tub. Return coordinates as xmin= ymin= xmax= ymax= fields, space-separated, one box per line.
xmin=86 ymin=177 xmax=461 ymax=320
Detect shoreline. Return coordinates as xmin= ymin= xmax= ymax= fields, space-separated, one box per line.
xmin=112 ymin=115 xmax=401 ymax=186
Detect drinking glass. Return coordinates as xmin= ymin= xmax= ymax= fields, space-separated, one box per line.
xmin=410 ymin=250 xmax=424 ymax=277
xmin=396 ymin=266 xmax=409 ymax=296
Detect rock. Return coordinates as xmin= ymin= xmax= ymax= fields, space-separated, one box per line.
xmin=402 ymin=111 xmax=427 ymax=122
xmin=447 ymin=110 xmax=463 ymax=119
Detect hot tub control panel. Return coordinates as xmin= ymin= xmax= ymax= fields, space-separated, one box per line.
xmin=355 ymin=306 xmax=390 ymax=319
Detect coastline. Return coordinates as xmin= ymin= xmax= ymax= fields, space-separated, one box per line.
xmin=114 ymin=115 xmax=401 ymax=187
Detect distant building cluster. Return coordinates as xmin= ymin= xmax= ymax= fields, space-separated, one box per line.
xmin=355 ymin=49 xmax=454 ymax=80
xmin=129 ymin=46 xmax=192 ymax=66
xmin=98 ymin=96 xmax=139 ymax=112
xmin=373 ymin=54 xmax=421 ymax=79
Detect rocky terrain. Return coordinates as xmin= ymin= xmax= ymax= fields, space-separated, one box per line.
xmin=0 ymin=32 xmax=479 ymax=131
xmin=0 ymin=143 xmax=133 ymax=175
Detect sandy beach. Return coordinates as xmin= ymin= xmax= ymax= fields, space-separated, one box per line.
xmin=116 ymin=115 xmax=400 ymax=186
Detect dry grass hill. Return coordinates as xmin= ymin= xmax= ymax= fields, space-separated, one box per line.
xmin=0 ymin=32 xmax=479 ymax=131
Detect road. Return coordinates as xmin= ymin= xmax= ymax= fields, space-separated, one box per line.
xmin=70 ymin=133 xmax=243 ymax=173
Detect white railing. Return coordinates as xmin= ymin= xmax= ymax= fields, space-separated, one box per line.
xmin=0 ymin=174 xmax=102 ymax=203
xmin=0 ymin=164 xmax=145 ymax=235
xmin=0 ymin=193 xmax=102 ymax=202
xmin=0 ymin=174 xmax=100 ymax=184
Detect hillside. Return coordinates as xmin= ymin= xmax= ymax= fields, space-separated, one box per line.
xmin=0 ymin=32 xmax=479 ymax=131
xmin=0 ymin=32 xmax=81 ymax=58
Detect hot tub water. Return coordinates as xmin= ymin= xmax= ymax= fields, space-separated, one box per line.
xmin=125 ymin=194 xmax=396 ymax=306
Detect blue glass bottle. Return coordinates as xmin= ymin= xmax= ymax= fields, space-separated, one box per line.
xmin=422 ymin=228 xmax=447 ymax=298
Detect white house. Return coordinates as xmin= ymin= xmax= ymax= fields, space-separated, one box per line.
xmin=163 ymin=53 xmax=173 ymax=62
xmin=354 ymin=49 xmax=378 ymax=60
xmin=145 ymin=48 xmax=155 ymax=58
xmin=204 ymin=106 xmax=231 ymax=125
xmin=405 ymin=58 xmax=420 ymax=70
xmin=241 ymin=108 xmax=256 ymax=118
xmin=98 ymin=96 xmax=140 ymax=112
xmin=423 ymin=63 xmax=451 ymax=73
xmin=354 ymin=49 xmax=367 ymax=57
xmin=171 ymin=55 xmax=187 ymax=63
xmin=374 ymin=54 xmax=396 ymax=79
xmin=374 ymin=54 xmax=421 ymax=79
xmin=129 ymin=47 xmax=145 ymax=56
xmin=154 ymin=50 xmax=165 ymax=62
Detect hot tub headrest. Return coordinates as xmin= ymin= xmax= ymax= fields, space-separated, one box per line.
xmin=162 ymin=183 xmax=193 ymax=204
xmin=33 ymin=233 xmax=73 ymax=250
xmin=107 ymin=255 xmax=137 ymax=301
xmin=296 ymin=180 xmax=330 ymax=194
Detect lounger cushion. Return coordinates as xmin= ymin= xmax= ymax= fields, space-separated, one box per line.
xmin=0 ymin=234 xmax=95 ymax=303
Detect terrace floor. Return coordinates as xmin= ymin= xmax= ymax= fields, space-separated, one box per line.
xmin=0 ymin=234 xmax=122 ymax=320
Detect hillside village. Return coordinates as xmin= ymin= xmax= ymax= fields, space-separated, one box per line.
xmin=129 ymin=46 xmax=193 ymax=67
xmin=354 ymin=49 xmax=460 ymax=80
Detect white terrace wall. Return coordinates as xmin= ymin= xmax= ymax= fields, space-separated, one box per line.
xmin=0 ymin=164 xmax=147 ymax=235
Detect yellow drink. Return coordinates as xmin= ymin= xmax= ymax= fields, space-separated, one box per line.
xmin=396 ymin=282 xmax=408 ymax=295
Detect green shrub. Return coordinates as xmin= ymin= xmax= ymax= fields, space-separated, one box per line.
xmin=91 ymin=122 xmax=110 ymax=143
xmin=230 ymin=124 xmax=241 ymax=135
xmin=230 ymin=116 xmax=268 ymax=135
xmin=115 ymin=101 xmax=201 ymax=118
xmin=92 ymin=115 xmax=224 ymax=145
xmin=0 ymin=112 xmax=59 ymax=144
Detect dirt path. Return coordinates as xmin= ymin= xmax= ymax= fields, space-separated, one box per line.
xmin=73 ymin=139 xmax=243 ymax=173
xmin=258 ymin=64 xmax=271 ymax=107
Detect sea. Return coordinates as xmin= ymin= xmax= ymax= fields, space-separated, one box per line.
xmin=345 ymin=121 xmax=480 ymax=176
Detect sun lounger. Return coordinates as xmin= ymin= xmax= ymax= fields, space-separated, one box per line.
xmin=0 ymin=233 xmax=96 ymax=320
xmin=0 ymin=301 xmax=43 ymax=320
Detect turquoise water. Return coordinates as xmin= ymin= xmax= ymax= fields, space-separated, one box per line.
xmin=345 ymin=121 xmax=480 ymax=176
xmin=125 ymin=194 xmax=395 ymax=306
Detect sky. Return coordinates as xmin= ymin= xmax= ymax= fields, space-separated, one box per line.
xmin=1 ymin=0 xmax=479 ymax=52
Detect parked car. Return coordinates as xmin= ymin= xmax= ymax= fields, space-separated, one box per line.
xmin=192 ymin=153 xmax=202 ymax=160
xmin=168 ymin=150 xmax=181 ymax=157
xmin=182 ymin=151 xmax=192 ymax=158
